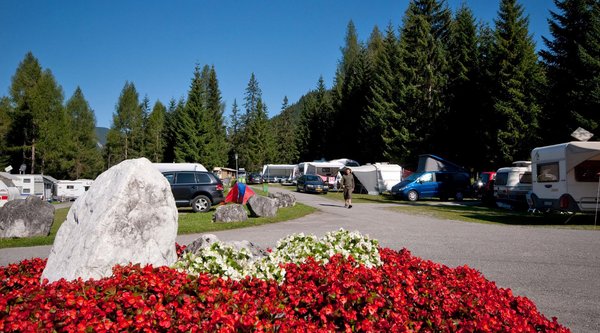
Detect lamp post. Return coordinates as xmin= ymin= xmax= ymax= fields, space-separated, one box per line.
xmin=235 ymin=153 xmax=238 ymax=181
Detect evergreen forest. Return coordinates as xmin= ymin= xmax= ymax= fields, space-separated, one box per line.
xmin=1 ymin=0 xmax=599 ymax=179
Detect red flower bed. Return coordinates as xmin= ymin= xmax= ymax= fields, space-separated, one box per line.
xmin=0 ymin=248 xmax=569 ymax=332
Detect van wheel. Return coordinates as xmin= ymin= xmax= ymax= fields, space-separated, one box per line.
xmin=455 ymin=192 xmax=464 ymax=201
xmin=407 ymin=190 xmax=419 ymax=202
xmin=192 ymin=195 xmax=211 ymax=213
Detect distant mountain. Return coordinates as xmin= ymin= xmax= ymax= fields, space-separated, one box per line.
xmin=95 ymin=127 xmax=109 ymax=147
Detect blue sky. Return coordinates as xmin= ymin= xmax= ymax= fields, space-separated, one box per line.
xmin=1 ymin=1 xmax=557 ymax=128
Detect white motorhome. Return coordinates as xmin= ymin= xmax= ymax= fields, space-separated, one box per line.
xmin=152 ymin=163 xmax=207 ymax=173
xmin=530 ymin=141 xmax=600 ymax=213
xmin=54 ymin=179 xmax=94 ymax=201
xmin=493 ymin=161 xmax=532 ymax=210
xmin=13 ymin=174 xmax=56 ymax=200
xmin=351 ymin=163 xmax=403 ymax=195
xmin=261 ymin=164 xmax=297 ymax=183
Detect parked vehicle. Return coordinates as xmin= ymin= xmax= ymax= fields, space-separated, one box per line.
xmin=391 ymin=154 xmax=471 ymax=201
xmin=247 ymin=173 xmax=263 ymax=184
xmin=54 ymin=179 xmax=93 ymax=202
xmin=162 ymin=170 xmax=224 ymax=212
xmin=261 ymin=164 xmax=297 ymax=183
xmin=493 ymin=161 xmax=532 ymax=210
xmin=473 ymin=171 xmax=496 ymax=203
xmin=0 ymin=172 xmax=21 ymax=207
xmin=530 ymin=141 xmax=600 ymax=213
xmin=296 ymin=174 xmax=329 ymax=194
xmin=12 ymin=174 xmax=57 ymax=200
xmin=391 ymin=171 xmax=470 ymax=201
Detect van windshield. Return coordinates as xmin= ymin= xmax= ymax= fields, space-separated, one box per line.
xmin=405 ymin=172 xmax=423 ymax=181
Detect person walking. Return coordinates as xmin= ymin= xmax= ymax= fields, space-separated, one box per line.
xmin=340 ymin=167 xmax=355 ymax=208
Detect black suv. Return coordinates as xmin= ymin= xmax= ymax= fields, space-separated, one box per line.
xmin=162 ymin=171 xmax=224 ymax=212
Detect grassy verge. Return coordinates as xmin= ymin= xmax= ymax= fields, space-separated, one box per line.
xmin=389 ymin=202 xmax=600 ymax=229
xmin=0 ymin=203 xmax=317 ymax=249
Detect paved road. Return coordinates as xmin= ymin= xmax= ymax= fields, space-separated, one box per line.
xmin=2 ymin=189 xmax=599 ymax=332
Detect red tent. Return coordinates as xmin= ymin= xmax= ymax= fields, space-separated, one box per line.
xmin=224 ymin=182 xmax=255 ymax=204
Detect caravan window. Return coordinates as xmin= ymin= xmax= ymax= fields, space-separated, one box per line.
xmin=67 ymin=185 xmax=74 ymax=190
xmin=520 ymin=172 xmax=532 ymax=184
xmin=574 ymin=160 xmax=600 ymax=182
xmin=537 ymin=163 xmax=559 ymax=182
xmin=23 ymin=178 xmax=31 ymax=183
xmin=495 ymin=172 xmax=508 ymax=186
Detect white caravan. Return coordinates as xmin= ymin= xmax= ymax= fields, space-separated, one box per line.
xmin=493 ymin=161 xmax=532 ymax=210
xmin=351 ymin=163 xmax=403 ymax=195
xmin=54 ymin=179 xmax=94 ymax=201
xmin=152 ymin=163 xmax=207 ymax=173
xmin=13 ymin=174 xmax=56 ymax=200
xmin=530 ymin=141 xmax=600 ymax=213
xmin=0 ymin=172 xmax=21 ymax=207
xmin=304 ymin=161 xmax=345 ymax=188
xmin=261 ymin=164 xmax=297 ymax=183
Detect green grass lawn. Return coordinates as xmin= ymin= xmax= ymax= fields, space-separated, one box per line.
xmin=0 ymin=203 xmax=316 ymax=249
xmin=389 ymin=201 xmax=600 ymax=230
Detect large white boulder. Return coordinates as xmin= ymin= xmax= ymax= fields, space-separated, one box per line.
xmin=41 ymin=158 xmax=178 ymax=283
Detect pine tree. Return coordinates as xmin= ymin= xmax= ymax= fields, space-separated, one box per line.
xmin=444 ymin=5 xmax=482 ymax=168
xmin=202 ymin=66 xmax=228 ymax=170
xmin=7 ymin=52 xmax=43 ymax=173
xmin=174 ymin=65 xmax=205 ymax=163
xmin=227 ymin=99 xmax=242 ymax=168
xmin=271 ymin=96 xmax=299 ymax=163
xmin=162 ymin=98 xmax=184 ymax=162
xmin=24 ymin=68 xmax=67 ymax=177
xmin=0 ymin=97 xmax=13 ymax=168
xmin=301 ymin=77 xmax=334 ymax=161
xmin=541 ymin=0 xmax=600 ymax=141
xmin=332 ymin=21 xmax=372 ymax=162
xmin=238 ymin=74 xmax=275 ymax=171
xmin=491 ymin=0 xmax=544 ymax=164
xmin=145 ymin=101 xmax=167 ymax=163
xmin=398 ymin=0 xmax=452 ymax=163
xmin=65 ymin=87 xmax=102 ymax=179
xmin=363 ymin=24 xmax=409 ymax=163
xmin=106 ymin=81 xmax=144 ymax=166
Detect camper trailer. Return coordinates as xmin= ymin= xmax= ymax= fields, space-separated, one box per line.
xmin=0 ymin=172 xmax=21 ymax=207
xmin=351 ymin=163 xmax=403 ymax=195
xmin=530 ymin=141 xmax=600 ymax=213
xmin=493 ymin=161 xmax=532 ymax=210
xmin=305 ymin=161 xmax=344 ymax=188
xmin=54 ymin=179 xmax=93 ymax=201
xmin=152 ymin=163 xmax=207 ymax=173
xmin=261 ymin=164 xmax=297 ymax=183
xmin=13 ymin=174 xmax=56 ymax=200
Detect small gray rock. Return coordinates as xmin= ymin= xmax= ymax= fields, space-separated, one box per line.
xmin=213 ymin=204 xmax=248 ymax=223
xmin=0 ymin=196 xmax=55 ymax=238
xmin=268 ymin=192 xmax=296 ymax=208
xmin=246 ymin=195 xmax=278 ymax=217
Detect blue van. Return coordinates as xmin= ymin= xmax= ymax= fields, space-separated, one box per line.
xmin=391 ymin=154 xmax=471 ymax=201
xmin=391 ymin=171 xmax=470 ymax=201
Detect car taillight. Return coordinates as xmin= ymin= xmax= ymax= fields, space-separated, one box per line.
xmin=0 ymin=196 xmax=7 ymax=200
xmin=216 ymin=184 xmax=223 ymax=191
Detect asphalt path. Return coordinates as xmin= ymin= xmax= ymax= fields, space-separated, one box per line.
xmin=1 ymin=189 xmax=599 ymax=332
